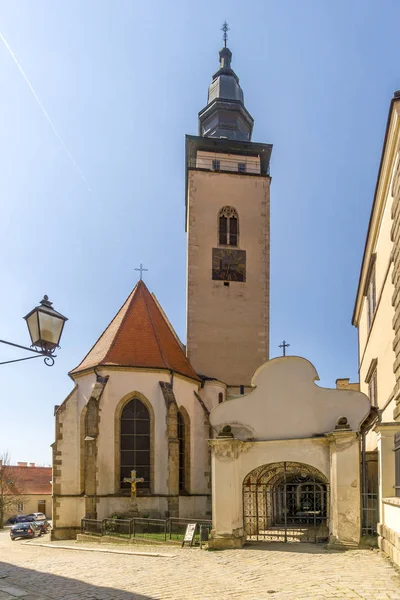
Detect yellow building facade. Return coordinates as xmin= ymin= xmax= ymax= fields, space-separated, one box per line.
xmin=353 ymin=91 xmax=400 ymax=565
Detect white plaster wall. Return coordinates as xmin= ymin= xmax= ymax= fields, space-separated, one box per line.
xmin=179 ymin=495 xmax=210 ymax=518
xmin=210 ymin=357 xmax=370 ymax=440
xmin=200 ymin=381 xmax=227 ymax=413
xmin=383 ymin=501 xmax=400 ymax=534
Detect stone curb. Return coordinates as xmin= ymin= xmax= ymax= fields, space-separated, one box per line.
xmin=22 ymin=542 xmax=176 ymax=558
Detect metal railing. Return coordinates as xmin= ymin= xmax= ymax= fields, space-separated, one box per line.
xmin=361 ymin=493 xmax=379 ymax=536
xmin=81 ymin=517 xmax=212 ymax=543
xmin=188 ymin=157 xmax=262 ymax=175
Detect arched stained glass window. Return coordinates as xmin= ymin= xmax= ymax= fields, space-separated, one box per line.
xmin=120 ymin=398 xmax=150 ymax=491
xmin=218 ymin=206 xmax=239 ymax=246
xmin=177 ymin=411 xmax=186 ymax=493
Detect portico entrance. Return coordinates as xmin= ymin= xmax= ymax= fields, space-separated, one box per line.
xmin=243 ymin=461 xmax=329 ymax=543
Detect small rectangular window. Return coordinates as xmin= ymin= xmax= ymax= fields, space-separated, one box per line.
xmin=17 ymin=502 xmax=24 ymax=512
xmin=212 ymin=159 xmax=220 ymax=170
xmin=367 ymin=368 xmax=378 ymax=407
xmin=238 ymin=162 xmax=246 ymax=173
xmin=395 ymin=433 xmax=400 ymax=498
xmin=367 ymin=265 xmax=377 ymax=329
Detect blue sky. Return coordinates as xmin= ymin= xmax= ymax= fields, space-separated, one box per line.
xmin=0 ymin=1 xmax=399 ymax=464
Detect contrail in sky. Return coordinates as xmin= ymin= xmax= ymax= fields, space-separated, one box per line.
xmin=0 ymin=32 xmax=92 ymax=192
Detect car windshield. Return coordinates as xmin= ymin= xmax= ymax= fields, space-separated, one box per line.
xmin=13 ymin=523 xmax=30 ymax=529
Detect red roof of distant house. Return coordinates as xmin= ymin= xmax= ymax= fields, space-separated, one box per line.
xmin=70 ymin=280 xmax=200 ymax=381
xmin=4 ymin=466 xmax=51 ymax=495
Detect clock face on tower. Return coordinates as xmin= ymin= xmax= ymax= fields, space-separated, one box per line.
xmin=212 ymin=248 xmax=246 ymax=282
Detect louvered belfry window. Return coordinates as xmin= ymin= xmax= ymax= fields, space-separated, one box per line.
xmin=120 ymin=398 xmax=150 ymax=491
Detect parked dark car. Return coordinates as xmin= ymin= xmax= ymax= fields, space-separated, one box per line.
xmin=10 ymin=522 xmax=42 ymax=540
xmin=6 ymin=515 xmax=18 ymax=524
xmin=35 ymin=519 xmax=50 ymax=534
xmin=15 ymin=515 xmax=35 ymax=523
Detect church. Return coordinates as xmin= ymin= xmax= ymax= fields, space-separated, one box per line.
xmin=52 ymin=36 xmax=372 ymax=548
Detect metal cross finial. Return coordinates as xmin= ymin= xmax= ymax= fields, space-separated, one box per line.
xmin=135 ymin=263 xmax=148 ymax=280
xmin=279 ymin=340 xmax=290 ymax=357
xmin=221 ymin=21 xmax=229 ymax=47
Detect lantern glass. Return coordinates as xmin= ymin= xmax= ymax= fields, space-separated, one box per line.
xmin=37 ymin=309 xmax=65 ymax=349
xmin=24 ymin=296 xmax=67 ymax=352
xmin=26 ymin=312 xmax=40 ymax=346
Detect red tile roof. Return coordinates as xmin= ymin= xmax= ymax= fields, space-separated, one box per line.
xmin=70 ymin=280 xmax=200 ymax=381
xmin=4 ymin=466 xmax=51 ymax=495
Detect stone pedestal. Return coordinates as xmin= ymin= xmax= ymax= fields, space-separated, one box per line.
xmin=326 ymin=430 xmax=361 ymax=547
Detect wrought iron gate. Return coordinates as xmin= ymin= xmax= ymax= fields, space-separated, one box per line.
xmin=243 ymin=461 xmax=329 ymax=543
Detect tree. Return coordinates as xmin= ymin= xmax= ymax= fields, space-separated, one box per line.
xmin=0 ymin=452 xmax=26 ymax=528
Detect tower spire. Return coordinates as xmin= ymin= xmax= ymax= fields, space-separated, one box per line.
xmin=221 ymin=21 xmax=229 ymax=48
xmin=197 ymin=22 xmax=254 ymax=141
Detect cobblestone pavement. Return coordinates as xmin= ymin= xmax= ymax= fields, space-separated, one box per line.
xmin=0 ymin=530 xmax=399 ymax=599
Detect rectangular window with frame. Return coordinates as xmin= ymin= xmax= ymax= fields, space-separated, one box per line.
xmin=366 ymin=259 xmax=377 ymax=330
xmin=212 ymin=159 xmax=220 ymax=170
xmin=395 ymin=432 xmax=400 ymax=498
xmin=366 ymin=359 xmax=378 ymax=407
xmin=17 ymin=502 xmax=24 ymax=512
xmin=238 ymin=162 xmax=246 ymax=173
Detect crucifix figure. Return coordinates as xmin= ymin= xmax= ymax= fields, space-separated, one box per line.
xmin=123 ymin=469 xmax=144 ymax=516
xmin=279 ymin=340 xmax=290 ymax=356
xmin=123 ymin=469 xmax=144 ymax=498
xmin=135 ymin=263 xmax=148 ymax=280
xmin=221 ymin=21 xmax=229 ymax=47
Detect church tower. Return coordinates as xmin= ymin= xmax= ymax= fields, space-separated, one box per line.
xmin=186 ymin=29 xmax=272 ymax=390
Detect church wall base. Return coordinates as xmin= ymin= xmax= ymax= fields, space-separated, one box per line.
xmin=51 ymin=526 xmax=81 ymax=541
xmin=179 ymin=495 xmax=211 ymax=519
xmin=99 ymin=496 xmax=169 ymax=519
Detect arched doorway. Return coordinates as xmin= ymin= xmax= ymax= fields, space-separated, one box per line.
xmin=243 ymin=461 xmax=329 ymax=543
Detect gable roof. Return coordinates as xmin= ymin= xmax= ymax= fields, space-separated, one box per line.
xmin=4 ymin=466 xmax=52 ymax=495
xmin=70 ymin=280 xmax=200 ymax=381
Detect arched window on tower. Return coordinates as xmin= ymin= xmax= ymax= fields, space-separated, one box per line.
xmin=120 ymin=398 xmax=150 ymax=492
xmin=218 ymin=206 xmax=239 ymax=246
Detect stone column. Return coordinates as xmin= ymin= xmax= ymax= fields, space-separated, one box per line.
xmin=374 ymin=422 xmax=400 ymax=521
xmin=208 ymin=437 xmax=251 ymax=549
xmin=326 ymin=430 xmax=361 ymax=547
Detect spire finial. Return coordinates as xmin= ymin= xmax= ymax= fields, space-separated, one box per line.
xmin=221 ymin=21 xmax=229 ymax=47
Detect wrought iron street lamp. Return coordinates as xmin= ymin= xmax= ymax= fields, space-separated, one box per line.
xmin=0 ymin=295 xmax=67 ymax=367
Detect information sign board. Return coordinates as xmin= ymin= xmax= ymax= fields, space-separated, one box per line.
xmin=182 ymin=523 xmax=197 ymax=547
